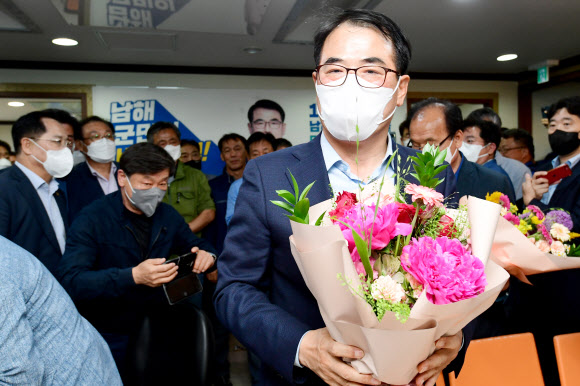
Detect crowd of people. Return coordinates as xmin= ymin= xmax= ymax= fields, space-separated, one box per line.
xmin=0 ymin=7 xmax=579 ymax=386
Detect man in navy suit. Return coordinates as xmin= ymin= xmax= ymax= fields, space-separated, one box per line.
xmin=215 ymin=10 xmax=470 ymax=386
xmin=65 ymin=116 xmax=119 ymax=222
xmin=0 ymin=111 xmax=73 ymax=276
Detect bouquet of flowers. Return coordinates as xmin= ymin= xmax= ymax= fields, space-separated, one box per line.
xmin=487 ymin=192 xmax=580 ymax=284
xmin=272 ymin=145 xmax=509 ymax=385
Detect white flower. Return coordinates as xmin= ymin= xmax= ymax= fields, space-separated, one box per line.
xmin=371 ymin=275 xmax=406 ymax=303
xmin=550 ymin=223 xmax=571 ymax=242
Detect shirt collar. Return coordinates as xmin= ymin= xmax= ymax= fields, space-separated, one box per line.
xmin=15 ymin=161 xmax=59 ymax=192
xmin=553 ymin=152 xmax=580 ymax=169
xmin=320 ymin=131 xmax=394 ymax=173
xmin=86 ymin=160 xmax=117 ymax=180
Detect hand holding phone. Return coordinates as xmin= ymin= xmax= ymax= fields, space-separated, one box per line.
xmin=163 ymin=252 xmax=203 ymax=305
xmin=545 ymin=164 xmax=572 ymax=185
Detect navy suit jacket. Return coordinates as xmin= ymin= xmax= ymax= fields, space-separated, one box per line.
xmin=214 ymin=135 xmax=471 ymax=385
xmin=456 ymin=154 xmax=516 ymax=204
xmin=63 ymin=161 xmax=119 ymax=223
xmin=0 ymin=165 xmax=68 ymax=276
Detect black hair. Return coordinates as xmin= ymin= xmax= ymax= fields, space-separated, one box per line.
xmin=275 ymin=138 xmax=293 ymax=150
xmin=466 ymin=107 xmax=502 ymax=128
xmin=78 ymin=116 xmax=115 ymax=140
xmin=181 ymin=139 xmax=199 ymax=148
xmin=313 ymin=8 xmax=412 ymax=75
xmin=41 ymin=109 xmax=80 ymax=135
xmin=120 ymin=142 xmax=176 ymax=177
xmin=247 ymin=132 xmax=276 ymax=153
xmin=463 ymin=118 xmax=502 ymax=152
xmin=408 ymin=98 xmax=463 ymax=137
xmin=547 ymin=96 xmax=580 ymax=120
xmin=147 ymin=121 xmax=181 ymax=143
xmin=398 ymin=119 xmax=409 ymax=137
xmin=12 ymin=111 xmax=59 ymax=154
xmin=502 ymin=128 xmax=535 ymax=159
xmin=247 ymin=100 xmax=285 ymax=123
xmin=0 ymin=139 xmax=12 ymax=154
xmin=218 ymin=133 xmax=247 ymax=152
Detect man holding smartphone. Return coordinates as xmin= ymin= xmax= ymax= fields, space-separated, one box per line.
xmin=58 ymin=142 xmax=216 ymax=382
xmin=518 ymin=96 xmax=580 ymax=384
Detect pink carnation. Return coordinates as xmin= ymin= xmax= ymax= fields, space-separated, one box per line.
xmin=526 ymin=205 xmax=545 ymax=220
xmin=504 ymin=212 xmax=521 ymax=226
xmin=535 ymin=240 xmax=550 ymax=253
xmin=404 ymin=184 xmax=444 ymax=208
xmin=499 ymin=194 xmax=510 ymax=210
xmin=329 ymin=191 xmax=358 ymax=223
xmin=400 ymin=236 xmax=487 ymax=305
xmin=340 ymin=202 xmax=413 ymax=268
xmin=371 ymin=275 xmax=406 ymax=303
xmin=537 ymin=223 xmax=553 ymax=244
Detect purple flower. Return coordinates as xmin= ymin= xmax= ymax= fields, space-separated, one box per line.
xmin=544 ymin=210 xmax=573 ymax=231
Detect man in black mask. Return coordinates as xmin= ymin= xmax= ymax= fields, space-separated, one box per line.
xmin=518 ymin=96 xmax=580 ymax=385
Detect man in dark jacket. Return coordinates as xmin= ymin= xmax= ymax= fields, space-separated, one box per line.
xmin=58 ymin=142 xmax=216 ymax=381
xmin=408 ymin=97 xmax=516 ymax=204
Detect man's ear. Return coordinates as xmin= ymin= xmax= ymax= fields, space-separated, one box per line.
xmin=220 ymin=152 xmax=225 ymax=162
xmin=395 ymin=75 xmax=410 ymax=107
xmin=280 ymin=123 xmax=286 ymax=138
xmin=489 ymin=142 xmax=497 ymax=155
xmin=454 ymin=130 xmax=464 ymax=148
xmin=247 ymin=123 xmax=254 ymax=134
xmin=20 ymin=137 xmax=33 ymax=156
xmin=117 ymin=169 xmax=127 ymax=188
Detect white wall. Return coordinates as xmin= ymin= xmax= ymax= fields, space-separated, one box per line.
xmin=0 ymin=68 xmax=519 ymax=145
xmin=531 ymin=82 xmax=580 ymax=160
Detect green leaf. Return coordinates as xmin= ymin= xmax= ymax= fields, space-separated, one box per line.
xmin=352 ymin=230 xmax=374 ymax=278
xmin=275 ymin=190 xmax=296 ymax=205
xmin=270 ymin=200 xmax=294 ymax=214
xmin=290 ymin=171 xmax=300 ymax=201
xmin=315 ymin=211 xmax=326 ymax=226
xmin=434 ymin=149 xmax=446 ymax=166
xmin=288 ymin=215 xmax=307 ymax=224
xmin=299 ymin=181 xmax=316 ymax=202
xmin=433 ymin=165 xmax=447 ymax=176
xmin=294 ymin=198 xmax=310 ymax=220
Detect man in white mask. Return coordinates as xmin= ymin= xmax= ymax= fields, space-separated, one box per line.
xmin=64 ymin=116 xmax=119 ymax=222
xmin=408 ymin=98 xmax=516 ymax=204
xmin=147 ymin=122 xmax=215 ymax=236
xmin=0 ymin=111 xmax=71 ymax=276
xmin=214 ymin=9 xmax=470 ymax=386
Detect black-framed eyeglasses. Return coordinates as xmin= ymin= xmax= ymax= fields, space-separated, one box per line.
xmin=252 ymin=119 xmax=282 ymax=130
xmin=315 ymin=64 xmax=400 ymax=89
xmin=408 ymin=133 xmax=451 ymax=151
xmin=499 ymin=146 xmax=525 ymax=153
xmin=83 ymin=132 xmax=115 ymax=142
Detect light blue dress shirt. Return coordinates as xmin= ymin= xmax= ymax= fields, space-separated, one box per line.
xmin=15 ymin=162 xmax=66 ymax=254
xmin=86 ymin=161 xmax=119 ymax=195
xmin=225 ymin=178 xmax=243 ymax=225
xmin=541 ymin=152 xmax=580 ymax=205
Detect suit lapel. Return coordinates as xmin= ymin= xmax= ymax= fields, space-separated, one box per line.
xmin=286 ymin=135 xmax=332 ymax=205
xmin=13 ymin=167 xmax=62 ymax=252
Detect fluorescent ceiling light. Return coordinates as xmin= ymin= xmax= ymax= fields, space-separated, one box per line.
xmin=243 ymin=47 xmax=262 ymax=54
xmin=52 ymin=37 xmax=78 ymax=46
xmin=497 ymin=54 xmax=518 ymax=62
xmin=8 ymin=101 xmax=25 ymax=107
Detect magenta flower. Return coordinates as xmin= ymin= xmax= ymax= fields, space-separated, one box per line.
xmin=400 ymin=236 xmax=487 ymax=305
xmin=504 ymin=212 xmax=521 ymax=226
xmin=339 ymin=202 xmax=413 ymax=263
xmin=499 ymin=194 xmax=510 ymax=210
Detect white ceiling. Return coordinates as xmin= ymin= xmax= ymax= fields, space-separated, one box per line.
xmin=1 ymin=0 xmax=580 ymax=75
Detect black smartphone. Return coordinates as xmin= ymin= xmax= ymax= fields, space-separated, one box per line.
xmin=163 ymin=252 xmax=203 ymax=305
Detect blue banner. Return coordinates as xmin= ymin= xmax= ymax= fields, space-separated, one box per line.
xmin=110 ymin=99 xmax=225 ymax=176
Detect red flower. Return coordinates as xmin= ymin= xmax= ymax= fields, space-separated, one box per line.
xmin=438 ymin=215 xmax=455 ymax=237
xmin=396 ymin=203 xmax=416 ymax=224
xmin=329 ymin=191 xmax=358 ymax=222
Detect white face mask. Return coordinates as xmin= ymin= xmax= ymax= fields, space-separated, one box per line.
xmin=86 ymin=138 xmax=116 ymax=163
xmin=0 ymin=157 xmax=11 ymax=170
xmin=315 ymin=74 xmax=400 ymax=142
xmin=460 ymin=142 xmax=489 ymax=163
xmin=164 ymin=144 xmax=181 ymax=161
xmin=443 ymin=139 xmax=457 ymax=164
xmin=30 ymin=139 xmax=74 ymax=178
